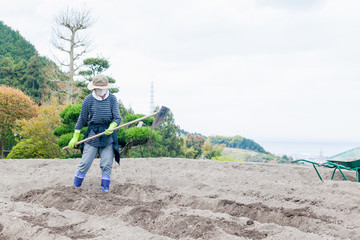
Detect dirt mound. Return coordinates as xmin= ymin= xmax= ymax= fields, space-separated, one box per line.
xmin=216 ymin=199 xmax=332 ymax=233
xmin=13 ymin=184 xmax=268 ymax=239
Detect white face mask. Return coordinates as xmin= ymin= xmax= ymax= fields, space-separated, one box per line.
xmin=95 ymin=89 xmax=107 ymax=97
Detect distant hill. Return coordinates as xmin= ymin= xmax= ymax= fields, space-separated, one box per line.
xmin=208 ymin=135 xmax=267 ymax=153
xmin=181 ymin=131 xmax=267 ymax=155
xmin=0 ymin=21 xmax=37 ymax=62
xmin=180 ymin=129 xmax=207 ymax=138
xmin=0 ymin=21 xmax=57 ymax=104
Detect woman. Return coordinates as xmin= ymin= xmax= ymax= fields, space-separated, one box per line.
xmin=68 ymin=74 xmax=121 ymax=192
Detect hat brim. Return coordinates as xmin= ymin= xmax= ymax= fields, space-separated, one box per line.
xmin=87 ymin=82 xmax=115 ymax=90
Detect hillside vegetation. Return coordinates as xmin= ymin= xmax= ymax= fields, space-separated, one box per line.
xmin=218 ymin=147 xmax=291 ymax=164
xmin=0 ymin=21 xmax=36 ymax=62
xmin=208 ymin=135 xmax=267 ymax=153
xmin=0 ymin=21 xmax=58 ymax=104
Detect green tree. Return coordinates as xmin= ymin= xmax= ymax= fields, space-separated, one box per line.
xmin=201 ymin=140 xmax=223 ymax=159
xmin=22 ymin=55 xmax=46 ymax=103
xmin=208 ymin=135 xmax=231 ymax=146
xmin=228 ymin=135 xmax=244 ymax=148
xmin=13 ymin=59 xmax=27 ymax=85
xmin=0 ymin=56 xmax=15 ymax=86
xmin=184 ymin=147 xmax=197 ymax=159
xmin=81 ymin=57 xmax=110 ymax=75
xmin=77 ymin=57 xmax=119 ymax=100
xmin=186 ymin=134 xmax=205 ymax=158
xmin=131 ymin=109 xmax=185 ymax=158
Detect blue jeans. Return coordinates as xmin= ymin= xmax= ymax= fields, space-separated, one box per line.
xmin=76 ymin=143 xmax=114 ymax=176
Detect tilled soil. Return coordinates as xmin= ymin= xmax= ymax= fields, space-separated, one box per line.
xmin=1 ymin=158 xmax=360 ymax=239
xmin=12 ymin=184 xmax=268 ymax=239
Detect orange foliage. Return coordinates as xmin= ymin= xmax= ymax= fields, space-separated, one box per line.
xmin=9 ymin=100 xmax=65 ymax=158
xmin=15 ymin=99 xmax=64 ymax=139
xmin=0 ymin=85 xmax=38 ymax=134
xmin=186 ymin=134 xmax=205 ymax=151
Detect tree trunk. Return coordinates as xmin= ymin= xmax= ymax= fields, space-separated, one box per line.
xmin=0 ymin=134 xmax=5 ymax=159
xmin=68 ymin=30 xmax=75 ymax=104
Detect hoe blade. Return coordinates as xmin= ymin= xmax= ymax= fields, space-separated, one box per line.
xmin=151 ymin=106 xmax=170 ymax=129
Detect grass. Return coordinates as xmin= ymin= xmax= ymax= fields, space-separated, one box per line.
xmin=214 ymin=147 xmax=287 ymax=163
xmin=211 ymin=156 xmax=244 ymax=162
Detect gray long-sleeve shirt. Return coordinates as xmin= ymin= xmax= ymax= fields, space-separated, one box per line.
xmin=75 ymin=93 xmax=121 ymax=147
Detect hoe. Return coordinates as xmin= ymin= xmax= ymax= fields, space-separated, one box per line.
xmin=62 ymin=106 xmax=170 ymax=150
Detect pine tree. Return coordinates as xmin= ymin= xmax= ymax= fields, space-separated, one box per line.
xmin=77 ymin=57 xmax=119 ymax=100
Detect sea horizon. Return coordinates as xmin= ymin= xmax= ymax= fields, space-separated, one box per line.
xmin=258 ymin=140 xmax=360 ymax=158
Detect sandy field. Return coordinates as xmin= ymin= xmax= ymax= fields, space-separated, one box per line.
xmin=0 ymin=157 xmax=360 ymax=240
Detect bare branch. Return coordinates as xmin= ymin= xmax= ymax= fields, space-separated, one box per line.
xmin=74 ymin=49 xmax=87 ymax=60
xmin=51 ymin=5 xmax=95 ymax=104
xmin=74 ymin=65 xmax=82 ymax=72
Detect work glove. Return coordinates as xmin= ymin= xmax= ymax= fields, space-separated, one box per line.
xmin=68 ymin=130 xmax=80 ymax=149
xmin=105 ymin=122 xmax=117 ymax=135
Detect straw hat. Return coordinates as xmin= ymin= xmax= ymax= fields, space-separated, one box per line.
xmin=87 ymin=74 xmax=114 ymax=90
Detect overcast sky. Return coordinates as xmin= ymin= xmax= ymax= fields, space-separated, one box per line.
xmin=1 ymin=0 xmax=360 ymax=146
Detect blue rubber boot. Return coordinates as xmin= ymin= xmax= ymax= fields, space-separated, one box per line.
xmin=73 ymin=172 xmax=86 ymax=187
xmin=101 ymin=174 xmax=111 ymax=192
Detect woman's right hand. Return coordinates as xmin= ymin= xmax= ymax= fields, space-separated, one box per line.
xmin=68 ymin=130 xmax=80 ymax=149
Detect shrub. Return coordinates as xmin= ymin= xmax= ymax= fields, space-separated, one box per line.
xmin=124 ymin=127 xmax=160 ymax=143
xmin=117 ymin=128 xmax=126 ymax=146
xmin=0 ymin=85 xmax=38 ymax=158
xmin=7 ymin=139 xmax=41 ymax=159
xmin=212 ymin=156 xmax=242 ymax=162
xmin=8 ymin=100 xmax=64 ymax=159
xmin=184 ymin=147 xmax=196 ymax=159
xmin=60 ymin=104 xmax=81 ymax=124
xmin=125 ymin=114 xmax=154 ymax=126
xmin=56 ymin=104 xmax=88 ymax=150
xmin=53 ymin=124 xmax=75 ymax=136
xmin=7 ymin=139 xmax=58 ymax=159
xmin=201 ymin=140 xmax=223 ymax=159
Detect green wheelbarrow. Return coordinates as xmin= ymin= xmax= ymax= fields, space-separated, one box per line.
xmin=292 ymin=147 xmax=360 ymax=182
